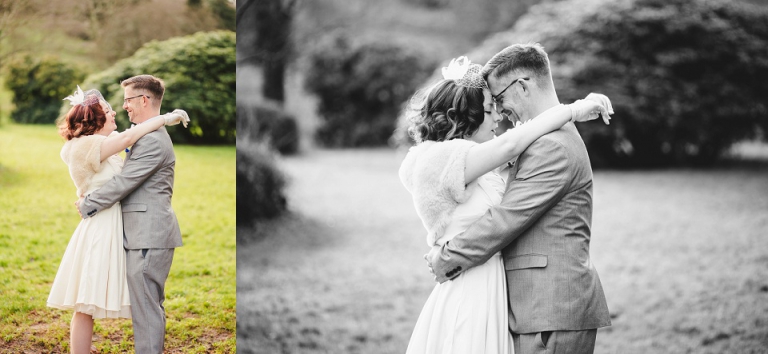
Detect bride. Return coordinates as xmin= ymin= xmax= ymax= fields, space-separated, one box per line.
xmin=47 ymin=86 xmax=188 ymax=353
xmin=399 ymin=57 xmax=610 ymax=353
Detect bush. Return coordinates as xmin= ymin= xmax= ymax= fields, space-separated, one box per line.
xmin=305 ymin=32 xmax=435 ymax=147
xmin=236 ymin=140 xmax=287 ymax=228
xmin=84 ymin=30 xmax=236 ymax=144
xmin=4 ymin=55 xmax=85 ymax=124
xmin=237 ymin=100 xmax=300 ymax=155
xmin=395 ymin=0 xmax=768 ymax=167
xmin=554 ymin=0 xmax=768 ymax=167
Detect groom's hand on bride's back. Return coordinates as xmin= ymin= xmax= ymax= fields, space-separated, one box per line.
xmin=74 ymin=198 xmax=84 ymax=219
xmin=424 ymin=245 xmax=453 ymax=284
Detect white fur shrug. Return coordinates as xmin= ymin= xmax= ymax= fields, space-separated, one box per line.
xmin=60 ymin=134 xmax=108 ymax=198
xmin=399 ymin=139 xmax=477 ymax=246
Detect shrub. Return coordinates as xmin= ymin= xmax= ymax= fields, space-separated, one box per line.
xmin=395 ymin=0 xmax=768 ymax=167
xmin=305 ymin=32 xmax=435 ymax=147
xmin=237 ymin=100 xmax=300 ymax=155
xmin=236 ymin=139 xmax=287 ymax=228
xmin=84 ymin=30 xmax=236 ymax=144
xmin=554 ymin=0 xmax=768 ymax=167
xmin=4 ymin=55 xmax=85 ymax=124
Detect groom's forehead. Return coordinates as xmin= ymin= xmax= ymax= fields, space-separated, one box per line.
xmin=123 ymin=85 xmax=143 ymax=94
xmin=487 ymin=74 xmax=507 ymax=91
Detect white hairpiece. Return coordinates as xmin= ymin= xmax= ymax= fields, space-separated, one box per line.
xmin=63 ymin=85 xmax=108 ymax=110
xmin=63 ymin=85 xmax=85 ymax=106
xmin=441 ymin=56 xmax=487 ymax=89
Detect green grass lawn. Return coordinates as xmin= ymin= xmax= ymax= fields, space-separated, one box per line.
xmin=238 ymin=148 xmax=768 ymax=354
xmin=0 ymin=123 xmax=235 ymax=353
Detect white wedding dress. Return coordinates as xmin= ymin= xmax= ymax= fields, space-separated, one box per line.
xmin=47 ymin=137 xmax=131 ymax=319
xmin=406 ymin=171 xmax=514 ymax=354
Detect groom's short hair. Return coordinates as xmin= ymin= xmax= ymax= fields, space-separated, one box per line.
xmin=482 ymin=43 xmax=551 ymax=84
xmin=121 ymin=75 xmax=165 ymax=107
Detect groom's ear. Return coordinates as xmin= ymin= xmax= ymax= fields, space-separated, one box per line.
xmin=523 ymin=79 xmax=533 ymax=92
xmin=517 ymin=79 xmax=531 ymax=97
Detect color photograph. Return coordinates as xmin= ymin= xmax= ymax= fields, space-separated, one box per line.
xmin=0 ymin=1 xmax=236 ymax=352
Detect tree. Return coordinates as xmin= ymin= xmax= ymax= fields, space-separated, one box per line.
xmin=0 ymin=0 xmax=34 ymax=67
xmin=237 ymin=0 xmax=296 ymax=103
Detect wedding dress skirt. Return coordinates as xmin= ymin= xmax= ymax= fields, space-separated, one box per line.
xmin=406 ymin=172 xmax=513 ymax=354
xmin=47 ymin=154 xmax=131 ymax=319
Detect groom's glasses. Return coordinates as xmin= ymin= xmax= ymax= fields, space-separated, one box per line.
xmin=491 ymin=77 xmax=530 ymax=107
xmin=124 ymin=95 xmax=150 ymax=104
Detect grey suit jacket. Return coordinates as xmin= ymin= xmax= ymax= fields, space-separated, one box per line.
xmin=79 ymin=127 xmax=183 ymax=249
xmin=432 ymin=123 xmax=610 ymax=334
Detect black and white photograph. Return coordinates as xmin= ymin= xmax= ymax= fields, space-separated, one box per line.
xmin=236 ymin=0 xmax=768 ymax=353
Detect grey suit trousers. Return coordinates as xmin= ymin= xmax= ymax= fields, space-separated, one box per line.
xmin=126 ymin=248 xmax=175 ymax=354
xmin=513 ymin=329 xmax=597 ymax=354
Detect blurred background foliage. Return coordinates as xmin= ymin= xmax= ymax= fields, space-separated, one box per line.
xmin=0 ymin=0 xmax=235 ymax=144
xmin=558 ymin=0 xmax=768 ymax=167
xmin=304 ymin=32 xmax=436 ymax=147
xmin=3 ymin=55 xmax=85 ymax=124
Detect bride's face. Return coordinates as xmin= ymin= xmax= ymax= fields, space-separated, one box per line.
xmin=467 ymin=90 xmax=502 ymax=144
xmin=96 ymin=100 xmax=117 ymax=135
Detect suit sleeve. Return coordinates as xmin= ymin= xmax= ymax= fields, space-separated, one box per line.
xmin=432 ymin=137 xmax=571 ymax=280
xmin=78 ymin=135 xmax=165 ymax=218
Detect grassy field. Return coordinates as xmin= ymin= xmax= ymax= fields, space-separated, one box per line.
xmin=237 ymin=148 xmax=768 ymax=354
xmin=0 ymin=124 xmax=235 ymax=353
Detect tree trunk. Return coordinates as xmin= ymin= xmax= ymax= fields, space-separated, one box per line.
xmin=262 ymin=56 xmax=286 ymax=103
xmin=237 ymin=0 xmax=294 ymax=104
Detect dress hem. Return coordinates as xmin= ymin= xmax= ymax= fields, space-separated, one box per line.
xmin=47 ymin=302 xmax=131 ymax=319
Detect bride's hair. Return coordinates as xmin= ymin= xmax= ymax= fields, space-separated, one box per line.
xmin=406 ymin=79 xmax=485 ymax=143
xmin=58 ymin=98 xmax=107 ymax=140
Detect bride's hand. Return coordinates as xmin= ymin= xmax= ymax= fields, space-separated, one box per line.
xmin=568 ymin=97 xmax=611 ymax=125
xmin=584 ymin=92 xmax=614 ymax=116
xmin=163 ymin=109 xmax=190 ymax=128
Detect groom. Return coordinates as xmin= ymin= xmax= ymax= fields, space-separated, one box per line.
xmin=426 ymin=43 xmax=611 ymax=354
xmin=78 ymin=75 xmax=182 ymax=354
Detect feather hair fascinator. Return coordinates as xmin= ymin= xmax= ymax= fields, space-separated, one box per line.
xmin=63 ymin=85 xmax=85 ymax=106
xmin=63 ymin=85 xmax=108 ymax=109
xmin=441 ymin=56 xmax=487 ymax=89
